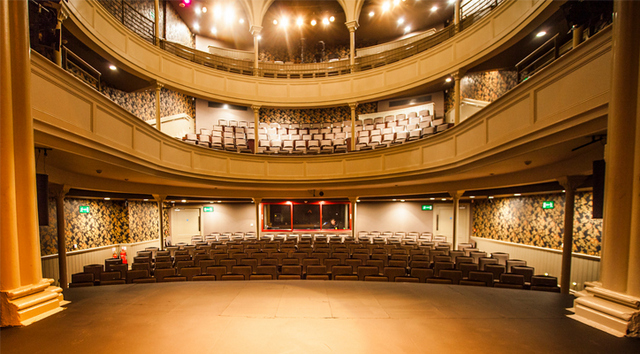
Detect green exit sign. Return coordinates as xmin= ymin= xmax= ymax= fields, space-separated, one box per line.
xmin=203 ymin=206 xmax=214 ymax=212
xmin=79 ymin=206 xmax=90 ymax=214
xmin=542 ymin=201 xmax=555 ymax=209
xmin=421 ymin=204 xmax=433 ymax=211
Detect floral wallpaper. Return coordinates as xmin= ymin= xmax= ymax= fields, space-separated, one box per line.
xmin=100 ymin=86 xmax=195 ymax=122
xmin=124 ymin=0 xmax=195 ymax=48
xmin=260 ymin=44 xmax=349 ymax=63
xmin=472 ymin=192 xmax=602 ymax=256
xmin=260 ymin=103 xmax=377 ymax=124
xmin=444 ymin=70 xmax=518 ymax=114
xmin=39 ymin=199 xmax=161 ymax=256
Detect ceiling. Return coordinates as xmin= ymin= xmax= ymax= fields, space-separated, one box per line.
xmin=170 ymin=0 xmax=454 ymax=50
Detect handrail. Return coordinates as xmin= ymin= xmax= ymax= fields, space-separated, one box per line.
xmin=516 ymin=34 xmax=561 ymax=82
xmin=62 ymin=46 xmax=101 ymax=90
xmin=92 ymin=0 xmax=507 ymax=79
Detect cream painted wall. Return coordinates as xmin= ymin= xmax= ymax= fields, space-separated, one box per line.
xmin=195 ymin=98 xmax=254 ymax=132
xmin=200 ymin=203 xmax=255 ymax=235
xmin=356 ymin=202 xmax=434 ymax=233
xmin=377 ymin=91 xmax=445 ymax=118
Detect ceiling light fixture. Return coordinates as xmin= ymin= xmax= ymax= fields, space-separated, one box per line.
xmin=311 ymin=19 xmax=317 ymax=26
xmin=397 ymin=17 xmax=404 ymax=25
xmin=400 ymin=200 xmax=405 ymax=202
xmin=442 ymin=198 xmax=447 ymax=201
xmin=392 ymin=199 xmax=397 ymax=201
xmin=104 ymin=197 xmax=111 ymax=200
xmin=273 ymin=19 xmax=278 ymax=25
xmin=470 ymin=196 xmax=475 ymax=199
xmin=280 ymin=17 xmax=289 ymax=27
xmin=369 ymin=11 xmax=374 ymax=17
xmin=488 ymin=196 xmax=494 ymax=199
xmin=404 ymin=25 xmax=411 ymax=33
xmin=211 ymin=27 xmax=217 ymax=35
xmin=193 ymin=23 xmax=200 ymax=31
xmin=430 ymin=198 xmax=435 ymax=200
xmin=239 ymin=18 xmax=244 ymax=24
xmin=322 ymin=18 xmax=330 ymax=25
xmin=143 ymin=199 xmax=149 ymax=201
xmin=514 ymin=193 xmax=522 ymax=196
xmin=109 ymin=64 xmax=117 ymax=70
xmin=431 ymin=5 xmax=438 ymax=12
xmin=223 ymin=104 xmax=229 ymax=109
xmin=202 ymin=6 xmax=207 ymax=13
xmin=181 ymin=199 xmax=187 ymax=203
xmin=536 ymin=31 xmax=547 ymax=37
xmin=445 ymin=77 xmax=452 ymax=82
xmin=218 ymin=201 xmax=222 ymax=203
xmin=296 ymin=17 xmax=303 ymax=26
xmin=329 ymin=16 xmax=335 ymax=22
xmin=448 ymin=0 xmax=455 ymax=4
xmin=257 ymin=35 xmax=262 ymax=40
xmin=382 ymin=2 xmax=390 ymax=12
xmin=195 ymin=7 xmax=201 ymax=15
xmin=393 ymin=0 xmax=400 ymax=6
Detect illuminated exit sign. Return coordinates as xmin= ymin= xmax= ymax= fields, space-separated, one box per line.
xmin=79 ymin=206 xmax=90 ymax=214
xmin=203 ymin=206 xmax=214 ymax=212
xmin=421 ymin=205 xmax=433 ymax=211
xmin=542 ymin=201 xmax=555 ymax=209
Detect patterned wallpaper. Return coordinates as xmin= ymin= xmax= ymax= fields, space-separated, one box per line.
xmin=260 ymin=44 xmax=349 ymax=63
xmin=444 ymin=70 xmax=518 ymax=113
xmin=260 ymin=103 xmax=377 ymax=124
xmin=39 ymin=199 xmax=160 ymax=256
xmin=472 ymin=192 xmax=602 ymax=256
xmin=126 ymin=0 xmax=195 ymax=48
xmin=100 ymin=86 xmax=195 ymax=122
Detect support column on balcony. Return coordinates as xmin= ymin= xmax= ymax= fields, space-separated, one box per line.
xmin=253 ymin=198 xmax=262 ymax=238
xmin=54 ymin=7 xmax=68 ymax=66
xmin=349 ymin=102 xmax=358 ymax=151
xmin=558 ymin=176 xmax=586 ymax=295
xmin=251 ymin=26 xmax=262 ymax=76
xmin=252 ymin=105 xmax=261 ymax=154
xmin=346 ymin=21 xmax=358 ymax=70
xmin=155 ymin=82 xmax=164 ymax=133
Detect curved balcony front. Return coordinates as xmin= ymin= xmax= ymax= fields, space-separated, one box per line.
xmin=64 ymin=0 xmax=555 ymax=107
xmin=32 ymin=27 xmax=611 ymax=198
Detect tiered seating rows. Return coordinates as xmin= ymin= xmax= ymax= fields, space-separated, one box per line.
xmin=70 ymin=239 xmax=560 ymax=292
xmin=182 ymin=110 xmax=453 ymax=154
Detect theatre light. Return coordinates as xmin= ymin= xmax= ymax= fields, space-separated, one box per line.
xmin=311 ymin=19 xmax=317 ymax=26
xmin=445 ymin=77 xmax=452 ymax=83
xmin=109 ymin=65 xmax=117 ymax=70
xmin=536 ymin=31 xmax=547 ymax=38
xmin=431 ymin=5 xmax=438 ymax=12
xmin=104 ymin=197 xmax=111 ymax=200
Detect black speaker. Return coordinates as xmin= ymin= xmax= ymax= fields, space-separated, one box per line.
xmin=36 ymin=174 xmax=49 ymax=226
xmin=592 ymin=160 xmax=605 ymax=219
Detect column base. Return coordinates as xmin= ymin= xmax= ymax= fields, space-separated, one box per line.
xmin=0 ymin=278 xmax=67 ymax=327
xmin=568 ymin=282 xmax=640 ymax=338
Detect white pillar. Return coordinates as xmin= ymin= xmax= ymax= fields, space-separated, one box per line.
xmin=251 ymin=26 xmax=262 ymax=76
xmin=345 ymin=21 xmax=358 ymax=69
xmin=253 ymin=198 xmax=262 ymax=238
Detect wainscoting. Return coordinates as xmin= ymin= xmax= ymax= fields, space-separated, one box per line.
xmin=41 ymin=239 xmax=161 ymax=286
xmin=472 ymin=237 xmax=600 ymax=291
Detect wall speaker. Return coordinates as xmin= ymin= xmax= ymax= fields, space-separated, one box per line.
xmin=592 ymin=160 xmax=605 ymax=219
xmin=36 ymin=174 xmax=49 ymax=226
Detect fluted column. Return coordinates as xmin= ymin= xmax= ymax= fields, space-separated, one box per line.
xmin=448 ymin=191 xmax=464 ymax=249
xmin=558 ymin=176 xmax=586 ymax=294
xmin=349 ymin=102 xmax=358 ymax=151
xmin=1 ymin=0 xmax=62 ymax=327
xmin=252 ymin=105 xmax=261 ymax=153
xmin=345 ymin=21 xmax=358 ymax=70
xmin=251 ymin=26 xmax=262 ymax=76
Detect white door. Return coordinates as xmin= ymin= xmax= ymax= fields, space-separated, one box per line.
xmin=434 ymin=205 xmax=453 ymax=243
xmin=171 ymin=208 xmax=201 ymax=244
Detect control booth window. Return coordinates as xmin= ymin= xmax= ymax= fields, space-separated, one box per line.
xmin=262 ymin=201 xmax=350 ymax=231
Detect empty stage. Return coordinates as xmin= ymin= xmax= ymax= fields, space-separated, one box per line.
xmin=1 ymin=281 xmax=638 ymax=353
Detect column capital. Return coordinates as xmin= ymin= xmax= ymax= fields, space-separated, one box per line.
xmin=557 ymin=176 xmax=586 ymax=191
xmin=57 ymin=6 xmax=69 ymax=22
xmin=251 ymin=105 xmax=261 ymax=113
xmin=448 ymin=190 xmax=465 ymax=199
xmin=348 ymin=102 xmax=358 ymax=110
xmin=250 ymin=26 xmax=263 ymax=36
xmin=154 ymin=81 xmax=164 ymax=91
xmin=348 ymin=197 xmax=359 ymax=204
xmin=345 ymin=21 xmax=359 ymax=32
xmin=49 ymin=183 xmax=70 ymax=198
xmin=252 ymin=197 xmax=262 ymax=204
xmin=152 ymin=194 xmax=167 ymax=202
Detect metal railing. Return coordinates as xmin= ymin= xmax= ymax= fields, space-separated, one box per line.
xmin=515 ymin=34 xmax=560 ymax=82
xmin=94 ymin=0 xmax=506 ymax=79
xmin=62 ymin=46 xmax=102 ymax=90
xmin=98 ymin=0 xmax=155 ymax=44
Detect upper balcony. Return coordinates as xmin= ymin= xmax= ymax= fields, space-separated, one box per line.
xmin=62 ymin=0 xmax=556 ymax=107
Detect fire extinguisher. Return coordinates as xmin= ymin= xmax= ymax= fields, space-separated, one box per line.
xmin=120 ymin=246 xmax=128 ymax=264
xmin=112 ymin=247 xmax=118 ymax=258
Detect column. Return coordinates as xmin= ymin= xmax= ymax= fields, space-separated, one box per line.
xmin=155 ymin=82 xmax=163 ymax=133
xmin=252 ymin=105 xmax=261 ymax=154
xmin=449 ymin=191 xmax=464 ymax=249
xmin=53 ymin=7 xmax=68 ymax=66
xmin=453 ymin=71 xmax=464 ymax=125
xmin=558 ymin=176 xmax=586 ymax=295
xmin=153 ymin=195 xmax=166 ymax=249
xmin=250 ymin=26 xmax=262 ymax=76
xmin=349 ymin=197 xmax=358 ymax=240
xmin=454 ymin=0 xmax=461 ymax=31
xmin=572 ymin=25 xmax=584 ymax=48
xmin=349 ymin=102 xmax=358 ymax=151
xmin=253 ymin=198 xmax=262 ymax=238
xmin=51 ymin=184 xmax=70 ymax=289
xmin=154 ymin=0 xmax=160 ymax=46
xmin=345 ymin=21 xmax=358 ymax=69
xmin=599 ymin=0 xmax=640 ymax=294
xmin=1 ymin=0 xmax=63 ymax=327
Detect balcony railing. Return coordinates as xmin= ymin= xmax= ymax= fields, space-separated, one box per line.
xmin=94 ymin=0 xmax=505 ymax=79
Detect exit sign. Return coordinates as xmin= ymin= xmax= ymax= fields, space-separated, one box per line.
xmin=422 ymin=204 xmax=433 ymax=211
xmin=79 ymin=206 xmax=90 ymax=214
xmin=203 ymin=206 xmax=214 ymax=212
xmin=542 ymin=201 xmax=554 ymax=209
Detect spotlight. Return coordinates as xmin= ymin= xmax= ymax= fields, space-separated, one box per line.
xmin=195 ymin=6 xmax=201 ymax=15
xmin=296 ymin=17 xmax=303 ymax=26
xmin=211 ymin=27 xmax=217 ymax=35
xmin=109 ymin=64 xmax=117 ymax=70
xmin=322 ymin=18 xmax=329 ymax=25
xmin=369 ymin=11 xmax=374 ymax=17
xmin=382 ymin=2 xmax=390 ymax=12
xmin=536 ymin=31 xmax=547 ymax=37
xmin=445 ymin=77 xmax=452 ymax=82
xmin=404 ymin=25 xmax=411 ymax=33
xmin=223 ymin=104 xmax=229 ymax=109
xmin=193 ymin=23 xmax=200 ymax=31
xmin=329 ymin=16 xmax=335 ymax=22
xmin=393 ymin=0 xmax=400 ymax=6
xmin=431 ymin=5 xmax=438 ymax=12
xmin=311 ymin=19 xmax=317 ymax=26
xmin=514 ymin=193 xmax=521 ymax=196
xmin=273 ymin=19 xmax=278 ymax=25
xmin=239 ymin=18 xmax=245 ymax=24
xmin=202 ymin=6 xmax=207 ymax=13
xmin=397 ymin=17 xmax=404 ymax=25
xmin=181 ymin=199 xmax=187 ymax=203
xmin=257 ymin=35 xmax=262 ymax=40
xmin=104 ymin=197 xmax=111 ymax=200
xmin=280 ymin=17 xmax=289 ymax=27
